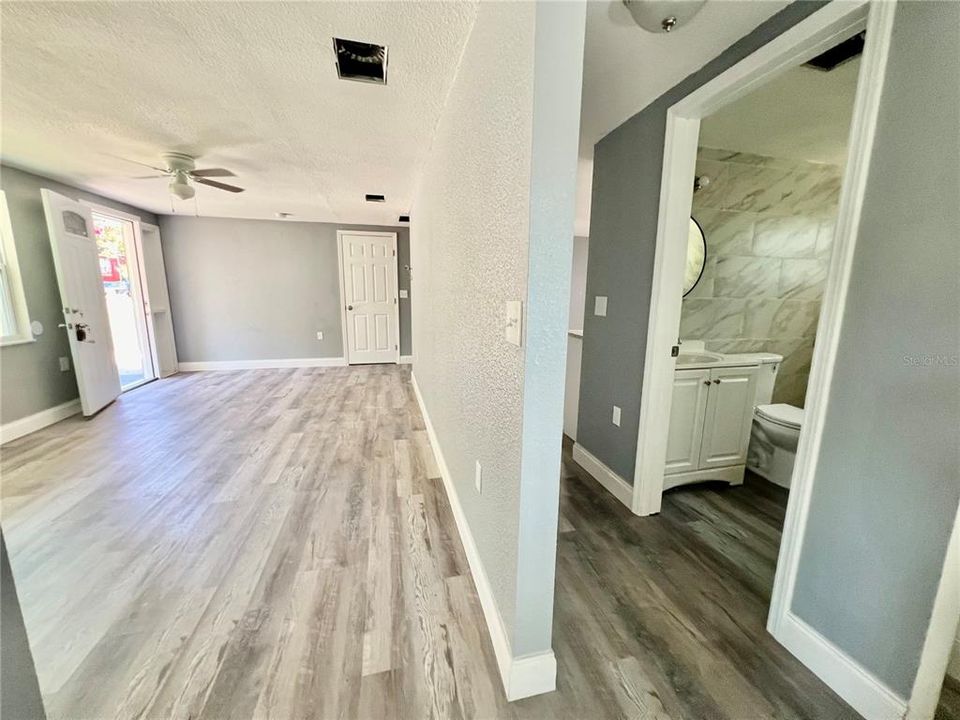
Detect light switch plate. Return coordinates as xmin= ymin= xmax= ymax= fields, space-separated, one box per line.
xmin=612 ymin=405 xmax=621 ymax=427
xmin=59 ymin=356 xmax=70 ymax=372
xmin=475 ymin=460 xmax=483 ymax=494
xmin=316 ymin=331 xmax=324 ymax=340
xmin=594 ymin=296 xmax=608 ymax=317
xmin=399 ymin=289 xmax=408 ymax=299
xmin=505 ymin=300 xmax=523 ymax=346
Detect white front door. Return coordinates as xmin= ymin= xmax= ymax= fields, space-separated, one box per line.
xmin=339 ymin=231 xmax=399 ymax=365
xmin=138 ymin=222 xmax=178 ymax=378
xmin=41 ymin=190 xmax=121 ymax=416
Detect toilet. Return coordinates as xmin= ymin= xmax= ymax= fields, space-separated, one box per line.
xmin=747 ymin=404 xmax=803 ymax=488
xmin=746 ymin=356 xmax=803 ymax=489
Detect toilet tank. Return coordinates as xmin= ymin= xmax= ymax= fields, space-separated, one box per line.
xmin=752 ymin=354 xmax=782 ymax=406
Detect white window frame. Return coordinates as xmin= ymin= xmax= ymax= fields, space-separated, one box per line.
xmin=0 ymin=190 xmax=34 ymax=346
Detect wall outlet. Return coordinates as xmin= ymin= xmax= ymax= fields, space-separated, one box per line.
xmin=475 ymin=460 xmax=483 ymax=494
xmin=316 ymin=331 xmax=324 ymax=340
xmin=399 ymin=289 xmax=408 ymax=299
xmin=612 ymin=405 xmax=621 ymax=427
xmin=594 ymin=296 xmax=608 ymax=317
xmin=59 ymin=356 xmax=70 ymax=372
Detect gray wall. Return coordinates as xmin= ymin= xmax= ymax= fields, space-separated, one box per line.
xmin=577 ymin=2 xmax=826 ymax=482
xmin=791 ymin=0 xmax=960 ymax=697
xmin=158 ymin=216 xmax=410 ymax=362
xmin=1 ymin=532 xmax=47 ymax=720
xmin=0 ymin=165 xmax=157 ymax=425
xmin=683 ymin=147 xmax=843 ymax=407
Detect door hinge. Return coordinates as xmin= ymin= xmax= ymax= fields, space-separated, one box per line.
xmin=392 ymin=249 xmax=396 ymax=256
xmin=394 ymin=298 xmax=397 ymax=304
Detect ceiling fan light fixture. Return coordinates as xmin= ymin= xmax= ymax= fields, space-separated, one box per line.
xmin=169 ymin=175 xmax=195 ymax=200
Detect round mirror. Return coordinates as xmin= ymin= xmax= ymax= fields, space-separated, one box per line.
xmin=683 ymin=217 xmax=706 ymax=297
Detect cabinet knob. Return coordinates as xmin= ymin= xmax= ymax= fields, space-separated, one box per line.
xmin=713 ymin=379 xmax=721 ymax=384
xmin=704 ymin=380 xmax=711 ymax=386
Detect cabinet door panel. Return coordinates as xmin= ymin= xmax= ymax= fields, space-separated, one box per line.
xmin=665 ymin=369 xmax=711 ymax=475
xmin=699 ymin=367 xmax=757 ymax=468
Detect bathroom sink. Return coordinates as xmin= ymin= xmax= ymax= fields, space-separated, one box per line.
xmin=676 ymin=352 xmax=723 ymax=366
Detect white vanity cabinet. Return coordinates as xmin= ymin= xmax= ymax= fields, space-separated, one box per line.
xmin=664 ymin=363 xmax=758 ymax=489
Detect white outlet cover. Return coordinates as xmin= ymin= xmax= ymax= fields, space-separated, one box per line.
xmin=475 ymin=460 xmax=482 ymax=494
xmin=316 ymin=331 xmax=324 ymax=340
xmin=612 ymin=405 xmax=621 ymax=427
xmin=59 ymin=356 xmax=70 ymax=371
xmin=399 ymin=289 xmax=409 ymax=299
xmin=594 ymin=296 xmax=608 ymax=317
xmin=505 ymin=300 xmax=523 ymax=346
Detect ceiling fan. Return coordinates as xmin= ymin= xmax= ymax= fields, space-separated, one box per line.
xmin=131 ymin=152 xmax=245 ymax=200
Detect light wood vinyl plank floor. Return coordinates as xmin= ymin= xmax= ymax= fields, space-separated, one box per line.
xmin=3 ymin=366 xmax=860 ymax=719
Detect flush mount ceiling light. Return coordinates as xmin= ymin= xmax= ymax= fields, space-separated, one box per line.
xmin=334 ymin=37 xmax=388 ymax=84
xmin=622 ymin=0 xmax=706 ymax=33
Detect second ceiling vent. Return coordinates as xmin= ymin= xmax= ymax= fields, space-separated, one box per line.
xmin=334 ymin=38 xmax=388 ymax=85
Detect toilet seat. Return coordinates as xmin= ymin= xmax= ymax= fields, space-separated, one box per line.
xmin=755 ymin=403 xmax=803 ymax=430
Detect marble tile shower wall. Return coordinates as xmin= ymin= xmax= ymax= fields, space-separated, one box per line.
xmin=681 ymin=147 xmax=843 ymax=407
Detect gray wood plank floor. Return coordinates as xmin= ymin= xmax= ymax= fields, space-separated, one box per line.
xmin=2 ymin=366 xmax=861 ymax=719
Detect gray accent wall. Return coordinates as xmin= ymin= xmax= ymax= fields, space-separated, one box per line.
xmin=1 ymin=532 xmax=46 ymax=720
xmin=791 ymin=0 xmax=960 ymax=697
xmin=0 ymin=165 xmax=158 ymax=425
xmin=158 ymin=216 xmax=410 ymax=362
xmin=577 ymin=2 xmax=826 ymax=482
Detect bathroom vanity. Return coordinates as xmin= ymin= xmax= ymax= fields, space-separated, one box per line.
xmin=664 ymin=349 xmax=781 ymax=490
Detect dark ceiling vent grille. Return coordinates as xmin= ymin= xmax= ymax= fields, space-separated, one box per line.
xmin=804 ymin=31 xmax=865 ymax=71
xmin=365 ymin=194 xmax=385 ymax=203
xmin=334 ymin=38 xmax=388 ymax=84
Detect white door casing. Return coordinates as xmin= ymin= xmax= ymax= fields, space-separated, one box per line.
xmin=41 ymin=190 xmax=121 ymax=416
xmin=138 ymin=222 xmax=178 ymax=378
xmin=664 ymin=368 xmax=710 ymax=474
xmin=698 ymin=366 xmax=757 ymax=469
xmin=338 ymin=231 xmax=399 ymax=365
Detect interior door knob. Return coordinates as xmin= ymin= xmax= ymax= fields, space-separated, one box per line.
xmin=347 ymin=305 xmax=354 ymax=311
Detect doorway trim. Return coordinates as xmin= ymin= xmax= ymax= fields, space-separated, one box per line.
xmin=336 ymin=230 xmax=400 ymax=365
xmin=631 ymin=1 xmax=902 ymax=716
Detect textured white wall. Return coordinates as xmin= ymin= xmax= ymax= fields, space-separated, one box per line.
xmin=411 ymin=0 xmax=584 ymax=661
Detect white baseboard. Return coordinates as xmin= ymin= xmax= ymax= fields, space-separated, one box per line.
xmin=776 ymin=611 xmax=907 ymax=720
xmin=410 ymin=372 xmax=556 ymax=701
xmin=178 ymin=357 xmax=347 ymax=371
xmin=399 ymin=355 xmax=413 ymax=365
xmin=1 ymin=399 xmax=81 ymax=445
xmin=571 ymin=442 xmax=634 ymax=510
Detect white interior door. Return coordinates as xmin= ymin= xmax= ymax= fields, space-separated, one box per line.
xmin=138 ymin=222 xmax=178 ymax=377
xmin=664 ymin=368 xmax=710 ymax=475
xmin=698 ymin=366 xmax=757 ymax=468
xmin=339 ymin=231 xmax=399 ymax=365
xmin=41 ymin=190 xmax=121 ymax=416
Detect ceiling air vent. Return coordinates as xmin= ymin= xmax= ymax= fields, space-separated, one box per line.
xmin=334 ymin=38 xmax=388 ymax=85
xmin=398 ymin=215 xmax=410 ymax=223
xmin=804 ymin=31 xmax=865 ymax=71
xmin=365 ymin=194 xmax=385 ymax=203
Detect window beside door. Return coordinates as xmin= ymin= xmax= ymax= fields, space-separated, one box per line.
xmin=0 ymin=191 xmax=33 ymax=346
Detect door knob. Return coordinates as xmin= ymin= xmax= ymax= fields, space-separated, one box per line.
xmin=347 ymin=305 xmax=354 ymax=311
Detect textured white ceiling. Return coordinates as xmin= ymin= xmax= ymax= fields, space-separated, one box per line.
xmin=700 ymin=57 xmax=860 ymax=166
xmin=574 ymin=0 xmax=790 ymax=236
xmin=0 ymin=1 xmax=478 ymax=224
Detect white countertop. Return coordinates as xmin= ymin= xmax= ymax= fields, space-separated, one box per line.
xmin=675 ymin=350 xmax=782 ymax=369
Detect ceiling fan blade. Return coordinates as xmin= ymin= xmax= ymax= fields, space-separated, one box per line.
xmin=105 ymin=153 xmax=169 ymax=173
xmin=190 ymin=168 xmax=236 ymax=178
xmin=131 ymin=174 xmax=167 ymax=179
xmin=192 ymin=177 xmax=245 ymax=193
